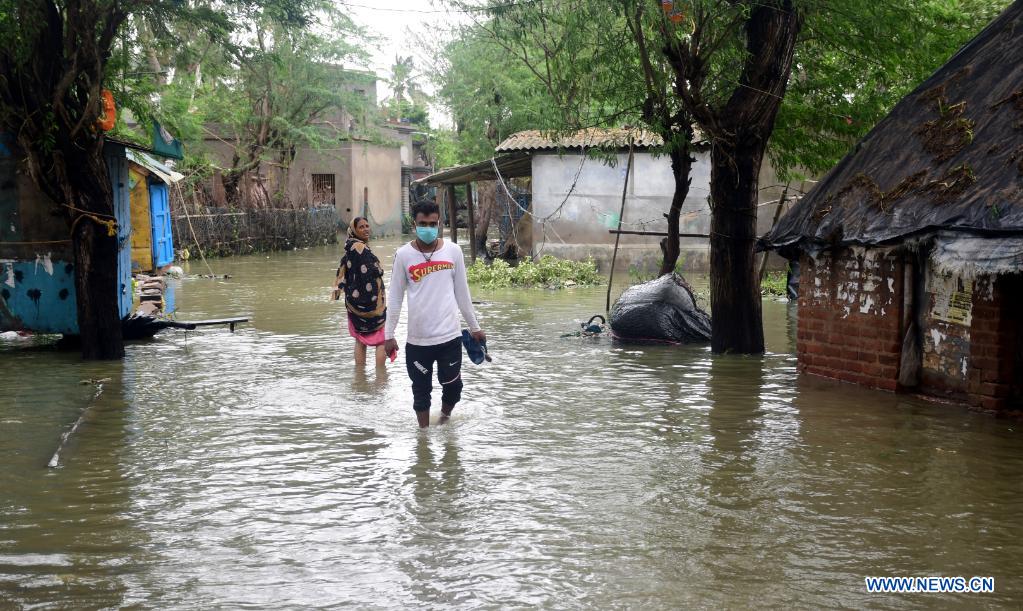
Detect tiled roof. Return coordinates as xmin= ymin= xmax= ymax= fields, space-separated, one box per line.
xmin=495 ymin=128 xmax=664 ymax=152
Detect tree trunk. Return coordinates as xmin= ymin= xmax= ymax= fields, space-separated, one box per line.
xmin=709 ymin=136 xmax=766 ymax=354
xmin=73 ymin=217 xmax=124 ymax=359
xmin=70 ymin=142 xmax=124 ymax=359
xmin=474 ymin=180 xmax=497 ymax=256
xmin=223 ymin=160 xmax=244 ymax=206
xmin=0 ymin=1 xmax=129 ymax=359
xmin=707 ymin=0 xmax=801 ymax=354
xmin=659 ymin=147 xmax=694 ymax=276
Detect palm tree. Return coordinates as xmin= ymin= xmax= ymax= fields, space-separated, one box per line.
xmin=388 ymin=55 xmax=427 ymax=122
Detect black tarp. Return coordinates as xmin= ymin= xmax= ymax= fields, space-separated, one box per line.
xmin=609 ymin=273 xmax=712 ymax=343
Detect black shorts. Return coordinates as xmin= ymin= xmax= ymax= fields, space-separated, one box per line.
xmin=405 ymin=337 xmax=463 ymax=412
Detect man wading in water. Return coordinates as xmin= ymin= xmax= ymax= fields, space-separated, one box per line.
xmin=384 ymin=201 xmax=486 ymax=428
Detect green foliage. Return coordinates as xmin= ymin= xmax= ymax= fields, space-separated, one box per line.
xmin=628 ymin=254 xmax=687 ymax=284
xmin=429 ymin=22 xmax=562 ymax=164
xmin=440 ymin=0 xmax=1012 ymax=178
xmin=770 ymin=0 xmax=1012 ymax=179
xmin=761 ymin=271 xmax=789 ymax=297
xmin=98 ymin=1 xmax=372 ymax=204
xmin=467 ymin=256 xmax=604 ymax=289
xmin=427 ymin=129 xmax=462 ymax=170
xmin=386 ymin=55 xmax=430 ymax=127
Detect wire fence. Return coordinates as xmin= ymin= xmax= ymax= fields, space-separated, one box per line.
xmin=170 ymin=188 xmax=340 ymax=258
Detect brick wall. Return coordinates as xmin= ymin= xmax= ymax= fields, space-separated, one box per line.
xmin=968 ymin=275 xmax=1021 ymax=411
xmin=797 ymin=248 xmax=904 ymax=391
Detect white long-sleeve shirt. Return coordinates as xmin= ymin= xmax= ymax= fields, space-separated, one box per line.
xmin=385 ymin=240 xmax=481 ymax=346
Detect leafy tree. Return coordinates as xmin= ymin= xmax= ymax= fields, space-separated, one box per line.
xmin=770 ymin=0 xmax=1011 ymax=179
xmin=128 ymin=2 xmax=370 ymax=207
xmin=0 ymin=0 xmax=326 ymax=359
xmin=425 ymin=128 xmax=462 ymax=169
xmin=448 ymin=0 xmax=1008 ymax=354
xmin=431 ymin=23 xmax=556 ymax=164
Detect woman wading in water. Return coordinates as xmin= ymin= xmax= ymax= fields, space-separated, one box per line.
xmin=333 ymin=217 xmax=388 ymax=367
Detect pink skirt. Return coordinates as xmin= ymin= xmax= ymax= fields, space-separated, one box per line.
xmin=348 ymin=315 xmax=385 ymax=347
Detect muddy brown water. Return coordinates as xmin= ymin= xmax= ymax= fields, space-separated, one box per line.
xmin=2 ymin=240 xmax=1021 ymax=609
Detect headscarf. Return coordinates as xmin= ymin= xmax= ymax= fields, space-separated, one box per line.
xmin=333 ymin=217 xmax=386 ymax=333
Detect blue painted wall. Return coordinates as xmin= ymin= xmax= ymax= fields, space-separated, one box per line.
xmin=149 ymin=181 xmax=174 ymax=268
xmin=1 ymin=258 xmax=78 ymax=334
xmin=0 ymin=133 xmax=79 ymax=333
xmin=106 ymin=148 xmax=133 ymax=319
xmin=0 ymin=139 xmax=135 ymax=334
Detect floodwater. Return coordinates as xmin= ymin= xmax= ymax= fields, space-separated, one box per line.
xmin=2 ymin=239 xmax=1021 ymax=609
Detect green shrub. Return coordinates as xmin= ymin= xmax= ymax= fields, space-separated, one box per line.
xmin=761 ymin=270 xmax=788 ymax=296
xmin=467 ymin=255 xmax=604 ymax=289
xmin=628 ymin=254 xmax=687 ymax=284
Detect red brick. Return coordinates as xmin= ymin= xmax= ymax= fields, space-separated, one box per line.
xmin=971 ymin=330 xmax=998 ymax=345
xmin=835 ymin=370 xmax=859 ymax=385
xmin=878 ymin=353 xmax=900 ymax=366
xmin=860 ymin=362 xmax=880 ymax=376
xmin=976 ymin=395 xmax=1008 ymax=411
xmin=979 ymin=382 xmax=1011 ymax=398
xmin=981 ymin=367 xmax=1002 ymax=384
xmin=818 ymin=356 xmax=841 ymax=371
xmin=805 ymin=342 xmax=825 ymax=356
xmin=875 ymin=378 xmax=899 ymax=392
xmin=878 ymin=365 xmax=898 ymax=379
xmin=971 ymin=356 xmax=997 ymax=371
xmin=879 ymin=341 xmax=901 ymax=353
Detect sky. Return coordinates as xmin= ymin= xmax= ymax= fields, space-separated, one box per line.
xmin=343 ymin=0 xmax=472 ymax=127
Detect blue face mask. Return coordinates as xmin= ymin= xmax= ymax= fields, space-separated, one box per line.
xmin=416 ymin=226 xmax=438 ymax=244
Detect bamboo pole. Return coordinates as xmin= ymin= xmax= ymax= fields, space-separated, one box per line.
xmin=466 ymin=182 xmax=478 ymax=262
xmin=448 ymin=184 xmax=458 ymax=243
xmin=608 ymin=230 xmax=710 ymax=238
xmin=759 ymin=182 xmax=790 ymax=280
xmin=606 ymin=138 xmax=635 ymax=313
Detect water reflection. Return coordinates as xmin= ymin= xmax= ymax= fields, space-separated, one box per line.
xmin=1 ymin=242 xmax=1021 ymax=608
xmin=0 ymin=361 xmax=148 ymax=608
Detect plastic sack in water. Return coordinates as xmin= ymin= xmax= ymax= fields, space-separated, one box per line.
xmin=610 ymin=273 xmax=711 ymax=343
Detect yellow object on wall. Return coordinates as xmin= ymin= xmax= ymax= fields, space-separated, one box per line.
xmin=129 ymin=168 xmax=154 ymax=272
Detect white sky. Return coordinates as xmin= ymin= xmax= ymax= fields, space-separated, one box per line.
xmin=342 ymin=0 xmax=472 ymax=127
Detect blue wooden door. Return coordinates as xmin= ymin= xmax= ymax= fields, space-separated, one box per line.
xmin=106 ymin=150 xmax=133 ymax=319
xmin=148 ymin=182 xmax=174 ymax=268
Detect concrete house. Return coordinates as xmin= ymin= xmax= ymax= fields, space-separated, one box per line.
xmin=419 ymin=128 xmax=802 ymax=271
xmin=760 ymin=0 xmax=1023 ymax=411
xmin=495 ymin=129 xmax=712 ymax=268
xmin=198 ymin=76 xmax=422 ymax=236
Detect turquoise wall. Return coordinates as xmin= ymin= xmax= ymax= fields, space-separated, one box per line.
xmin=0 ymin=259 xmax=78 ymax=334
xmin=0 ymin=137 xmax=134 ymax=334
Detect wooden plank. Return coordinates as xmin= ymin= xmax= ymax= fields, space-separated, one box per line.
xmin=466 ymin=182 xmax=478 ymax=263
xmin=178 ymin=316 xmax=250 ymax=332
xmin=183 ymin=317 xmax=249 ymax=325
xmin=448 ymin=184 xmax=458 ymax=243
xmin=608 ymin=229 xmax=711 ymax=238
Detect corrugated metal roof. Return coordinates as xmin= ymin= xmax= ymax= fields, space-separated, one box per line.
xmin=495 ymin=128 xmax=664 ymax=152
xmin=415 ymin=152 xmax=533 ymax=186
xmin=126 ymin=149 xmax=184 ymax=185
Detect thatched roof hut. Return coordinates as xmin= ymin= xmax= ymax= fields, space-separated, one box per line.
xmin=762 ymin=0 xmax=1023 ymax=273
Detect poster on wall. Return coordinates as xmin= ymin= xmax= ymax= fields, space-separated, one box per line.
xmin=931 ymin=273 xmax=973 ymax=326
